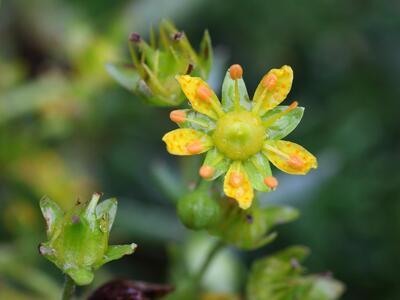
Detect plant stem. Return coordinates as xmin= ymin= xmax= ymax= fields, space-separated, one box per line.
xmin=62 ymin=275 xmax=76 ymax=300
xmin=194 ymin=240 xmax=225 ymax=284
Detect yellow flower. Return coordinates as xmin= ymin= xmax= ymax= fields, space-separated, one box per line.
xmin=163 ymin=64 xmax=317 ymax=209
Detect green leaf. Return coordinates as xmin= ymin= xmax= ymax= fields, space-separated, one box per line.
xmin=96 ymin=198 xmax=118 ymax=232
xmin=221 ymin=70 xmax=252 ymax=112
xmin=201 ymin=147 xmax=231 ymax=180
xmin=243 ymin=153 xmax=272 ymax=192
xmin=105 ymin=62 xmax=141 ymax=92
xmin=95 ymin=244 xmax=137 ymax=269
xmin=264 ymin=206 xmax=300 ymax=227
xmin=39 ymin=197 xmax=63 ymax=238
xmin=263 ymin=106 xmax=304 ymax=140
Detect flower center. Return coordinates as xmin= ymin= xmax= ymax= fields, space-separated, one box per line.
xmin=213 ymin=111 xmax=265 ymax=160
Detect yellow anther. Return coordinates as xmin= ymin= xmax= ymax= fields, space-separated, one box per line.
xmin=197 ymin=85 xmax=212 ymax=101
xmin=199 ymin=165 xmax=214 ymax=179
xmin=169 ymin=110 xmax=186 ymax=123
xmin=288 ymin=154 xmax=304 ymax=169
xmin=229 ymin=64 xmax=243 ymax=80
xmin=229 ymin=172 xmax=243 ymax=188
xmin=264 ymin=176 xmax=278 ymax=189
xmin=262 ymin=73 xmax=278 ymax=89
xmin=186 ymin=140 xmax=203 ymax=154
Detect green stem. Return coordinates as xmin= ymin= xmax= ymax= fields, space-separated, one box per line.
xmin=61 ymin=275 xmax=76 ymax=300
xmin=193 ymin=240 xmax=225 ymax=284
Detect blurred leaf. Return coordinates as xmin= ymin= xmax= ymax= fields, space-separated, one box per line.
xmin=105 ymin=62 xmax=141 ymax=92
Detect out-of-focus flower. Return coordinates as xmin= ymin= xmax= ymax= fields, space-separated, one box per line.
xmin=246 ymin=246 xmax=344 ymax=300
xmin=107 ymin=20 xmax=212 ymax=106
xmin=39 ymin=193 xmax=136 ymax=285
xmin=163 ymin=64 xmax=317 ymax=209
xmin=209 ymin=198 xmax=299 ymax=250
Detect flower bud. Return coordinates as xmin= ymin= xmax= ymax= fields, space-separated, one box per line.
xmin=39 ymin=193 xmax=136 ymax=285
xmin=177 ymin=186 xmax=220 ymax=230
xmin=107 ymin=20 xmax=213 ymax=106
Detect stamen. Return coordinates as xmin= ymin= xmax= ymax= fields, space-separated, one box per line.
xmin=262 ymin=73 xmax=278 ymax=89
xmin=263 ymin=101 xmax=299 ymax=128
xmin=170 ymin=110 xmax=186 ymax=123
xmin=288 ymin=154 xmax=304 ymax=169
xmin=229 ymin=172 xmax=243 ymax=188
xmin=197 ymin=85 xmax=212 ymax=101
xmin=199 ymin=165 xmax=214 ymax=179
xmin=186 ymin=140 xmax=203 ymax=154
xmin=229 ymin=64 xmax=243 ymax=80
xmin=264 ymin=176 xmax=278 ymax=190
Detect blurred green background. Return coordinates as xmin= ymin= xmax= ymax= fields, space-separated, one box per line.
xmin=0 ymin=0 xmax=399 ymax=299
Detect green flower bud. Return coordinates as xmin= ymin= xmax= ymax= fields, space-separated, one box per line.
xmin=177 ymin=184 xmax=220 ymax=230
xmin=208 ymin=199 xmax=299 ymax=250
xmin=39 ymin=193 xmax=136 ymax=286
xmin=106 ymin=19 xmax=213 ymax=106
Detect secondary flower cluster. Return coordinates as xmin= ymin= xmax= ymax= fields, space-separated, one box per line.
xmin=107 ymin=20 xmax=212 ymax=106
xmin=163 ymin=64 xmax=317 ymax=209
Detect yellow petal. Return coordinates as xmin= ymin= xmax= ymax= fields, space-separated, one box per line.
xmin=263 ymin=140 xmax=317 ymax=175
xmin=223 ymin=162 xmax=254 ymax=209
xmin=252 ymin=65 xmax=293 ymax=115
xmin=176 ymin=75 xmax=224 ymax=120
xmin=162 ymin=128 xmax=213 ymax=155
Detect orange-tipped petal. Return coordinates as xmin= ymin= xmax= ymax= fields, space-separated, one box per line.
xmin=224 ymin=162 xmax=254 ymax=209
xmin=170 ymin=110 xmax=186 ymax=123
xmin=176 ymin=75 xmax=224 ymax=119
xmin=263 ymin=140 xmax=317 ymax=175
xmin=197 ymin=85 xmax=213 ymax=101
xmin=229 ymin=64 xmax=243 ymax=80
xmin=162 ymin=128 xmax=212 ymax=156
xmin=253 ymin=65 xmax=293 ymax=115
xmin=229 ymin=172 xmax=244 ymax=188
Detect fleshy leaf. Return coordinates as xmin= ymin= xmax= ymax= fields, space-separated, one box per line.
xmin=263 ymin=140 xmax=317 ymax=175
xmin=263 ymin=105 xmax=304 ymax=140
xmin=162 ymin=128 xmax=213 ymax=156
xmin=221 ymin=69 xmax=251 ymax=112
xmin=176 ymin=75 xmax=224 ymax=119
xmin=243 ymin=153 xmax=272 ymax=192
xmin=105 ymin=63 xmax=141 ymax=92
xmin=94 ymin=244 xmax=137 ymax=269
xmin=223 ymin=162 xmax=254 ymax=209
xmin=96 ymin=198 xmax=117 ymax=232
xmin=39 ymin=197 xmax=63 ymax=238
xmin=175 ymin=109 xmax=216 ymax=134
xmin=201 ymin=147 xmax=231 ymax=180
xmin=252 ymin=65 xmax=293 ymax=115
